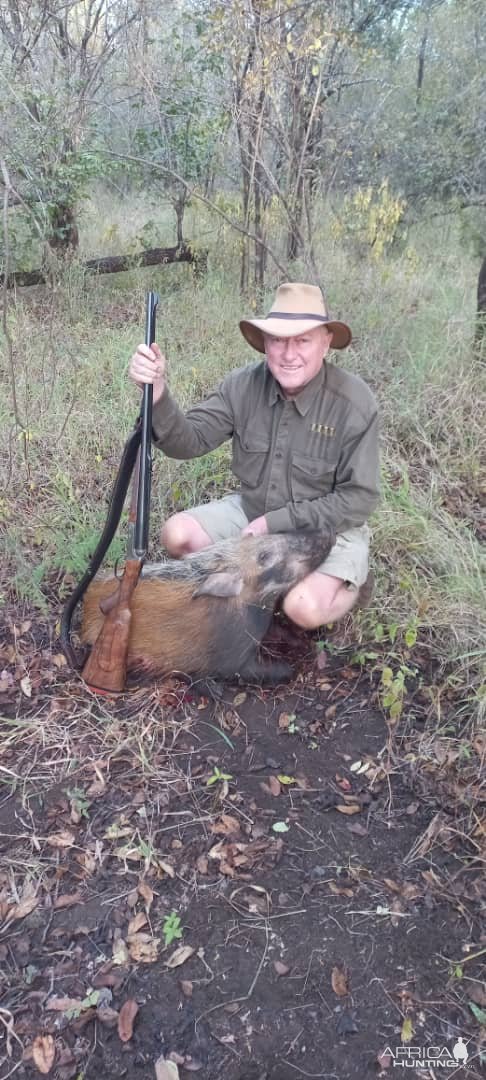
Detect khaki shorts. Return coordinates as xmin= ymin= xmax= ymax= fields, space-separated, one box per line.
xmin=182 ymin=493 xmax=370 ymax=590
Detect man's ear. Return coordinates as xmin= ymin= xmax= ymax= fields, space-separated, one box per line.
xmin=192 ymin=572 xmax=243 ymax=599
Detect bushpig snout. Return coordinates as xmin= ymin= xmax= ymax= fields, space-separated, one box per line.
xmin=247 ymin=530 xmax=335 ymax=601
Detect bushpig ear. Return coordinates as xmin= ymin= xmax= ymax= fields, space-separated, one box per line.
xmin=192 ymin=572 xmax=243 ymax=599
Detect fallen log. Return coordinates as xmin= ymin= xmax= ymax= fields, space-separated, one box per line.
xmin=1 ymin=243 xmax=207 ymax=288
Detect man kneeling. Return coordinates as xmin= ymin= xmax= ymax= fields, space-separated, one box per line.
xmin=128 ymin=282 xmax=380 ymax=627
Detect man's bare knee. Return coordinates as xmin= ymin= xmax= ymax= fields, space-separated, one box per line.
xmin=283 ymin=586 xmax=327 ymax=629
xmin=161 ymin=513 xmax=212 ymax=556
xmin=283 ymin=578 xmax=358 ymax=629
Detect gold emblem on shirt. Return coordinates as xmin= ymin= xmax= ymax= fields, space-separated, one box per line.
xmin=311 ymin=423 xmax=335 ymax=437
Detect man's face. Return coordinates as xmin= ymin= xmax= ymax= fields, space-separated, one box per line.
xmin=264 ymin=325 xmax=332 ymax=396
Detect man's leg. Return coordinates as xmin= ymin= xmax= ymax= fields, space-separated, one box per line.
xmin=282 ymin=572 xmax=357 ymax=629
xmin=282 ymin=524 xmax=371 ymax=629
xmin=161 ymin=513 xmax=212 ymax=556
xmin=160 ymin=493 xmax=249 ymax=556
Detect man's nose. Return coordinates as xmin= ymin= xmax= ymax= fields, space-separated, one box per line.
xmin=284 ymin=338 xmax=298 ymax=357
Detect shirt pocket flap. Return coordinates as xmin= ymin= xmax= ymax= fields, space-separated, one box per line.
xmin=232 ymin=427 xmax=270 ymax=488
xmin=291 ymin=451 xmax=337 ymax=499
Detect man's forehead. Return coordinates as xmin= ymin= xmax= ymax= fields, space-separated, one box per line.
xmin=263 ymin=326 xmax=332 ymax=341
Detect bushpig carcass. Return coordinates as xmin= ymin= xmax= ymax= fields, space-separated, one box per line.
xmin=81 ymin=530 xmax=335 ymax=684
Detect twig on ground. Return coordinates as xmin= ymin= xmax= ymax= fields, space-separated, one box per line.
xmin=0 ymin=1006 xmax=24 ymax=1068
xmin=195 ymin=922 xmax=269 ymax=1027
xmin=280 ymin=1062 xmax=339 ymax=1078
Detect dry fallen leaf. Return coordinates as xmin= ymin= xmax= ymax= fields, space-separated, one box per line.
xmin=159 ymin=860 xmax=175 ymax=878
xmin=118 ymin=998 xmax=139 ymax=1042
xmin=128 ymin=933 xmax=159 ymax=963
xmin=20 ymin=674 xmax=32 ymax=698
xmin=331 ymin=965 xmax=349 ymax=997
xmin=268 ymin=776 xmax=282 ymax=797
xmin=46 ymin=830 xmax=76 ymax=849
xmin=155 ymin=1055 xmax=180 ymax=1080
xmin=180 ymin=980 xmax=193 ymax=998
xmin=210 ymin=814 xmax=241 ymax=836
xmin=138 ymin=881 xmax=155 ymax=911
xmin=8 ymin=895 xmax=39 ymax=921
xmin=468 ymin=984 xmax=486 ymax=1008
xmin=273 ymin=960 xmax=290 ymax=976
xmin=335 ymin=804 xmax=361 ymax=815
xmin=112 ymin=938 xmax=130 ymax=965
xmin=390 ymin=898 xmax=405 ymax=927
xmin=32 ymin=1034 xmax=56 ymax=1075
xmin=165 ymin=945 xmax=195 ymax=969
xmin=46 ymin=996 xmax=84 ymax=1013
xmin=347 ymin=822 xmax=368 ymax=837
xmin=127 ymin=911 xmax=148 ymax=937
xmin=53 ymin=892 xmax=82 ymax=910
xmin=329 ymin=881 xmax=354 ymax=898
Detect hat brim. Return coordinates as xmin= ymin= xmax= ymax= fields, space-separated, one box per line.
xmin=239 ymin=316 xmax=352 ymax=352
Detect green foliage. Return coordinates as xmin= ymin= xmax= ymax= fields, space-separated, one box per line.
xmin=206 ymin=766 xmax=233 ymax=787
xmin=66 ymin=787 xmax=91 ymax=818
xmin=380 ymin=664 xmax=408 ymax=723
xmin=331 ymin=180 xmax=407 ymax=260
xmin=163 ymin=911 xmax=183 ymax=947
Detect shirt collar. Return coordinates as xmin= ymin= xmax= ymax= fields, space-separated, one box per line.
xmin=266 ymin=363 xmax=326 ymax=415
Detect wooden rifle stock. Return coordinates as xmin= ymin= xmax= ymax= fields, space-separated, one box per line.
xmin=77 ymin=290 xmax=159 ymax=694
xmin=81 ymin=558 xmax=142 ymax=693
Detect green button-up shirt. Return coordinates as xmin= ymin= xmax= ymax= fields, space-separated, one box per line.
xmin=152 ymin=359 xmax=380 ymax=534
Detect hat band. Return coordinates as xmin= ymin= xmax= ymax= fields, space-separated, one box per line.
xmin=266 ymin=311 xmax=330 ymax=322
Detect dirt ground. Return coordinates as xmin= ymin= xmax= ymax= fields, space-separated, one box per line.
xmin=0 ymin=607 xmax=484 ymax=1080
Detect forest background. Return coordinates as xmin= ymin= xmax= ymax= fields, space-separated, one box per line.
xmin=0 ymin=0 xmax=485 ymax=722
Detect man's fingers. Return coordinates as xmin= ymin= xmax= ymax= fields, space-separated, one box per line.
xmin=135 ymin=343 xmax=158 ymax=361
xmin=132 ymin=371 xmax=160 ymax=384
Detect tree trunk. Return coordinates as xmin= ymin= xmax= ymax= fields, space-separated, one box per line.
xmin=416 ymin=23 xmax=429 ymax=106
xmin=476 ymin=254 xmax=486 ymax=356
xmin=1 ymin=243 xmax=206 ymax=288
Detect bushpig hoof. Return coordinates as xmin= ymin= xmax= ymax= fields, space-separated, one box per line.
xmin=237 ymin=660 xmax=294 ymax=685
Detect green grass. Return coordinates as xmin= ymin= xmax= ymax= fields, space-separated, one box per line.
xmin=1 ymin=192 xmax=484 ymax=719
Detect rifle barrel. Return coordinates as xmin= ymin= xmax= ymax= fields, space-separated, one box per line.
xmin=134 ymin=291 xmax=159 ymax=557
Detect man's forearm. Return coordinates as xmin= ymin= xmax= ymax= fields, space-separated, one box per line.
xmin=265 ymin=482 xmax=380 ymax=535
xmin=152 ymin=384 xmax=234 ymax=458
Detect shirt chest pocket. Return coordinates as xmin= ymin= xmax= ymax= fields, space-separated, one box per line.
xmin=290 ymin=451 xmax=337 ymax=501
xmin=232 ymin=427 xmax=270 ymax=489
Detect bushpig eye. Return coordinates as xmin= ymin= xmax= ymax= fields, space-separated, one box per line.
xmin=258 ymin=550 xmax=272 ymax=565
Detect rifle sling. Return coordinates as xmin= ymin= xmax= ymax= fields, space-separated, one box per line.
xmin=60 ymin=423 xmax=142 ymax=669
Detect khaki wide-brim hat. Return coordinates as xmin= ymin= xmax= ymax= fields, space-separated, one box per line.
xmin=239 ymin=282 xmax=351 ymax=352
